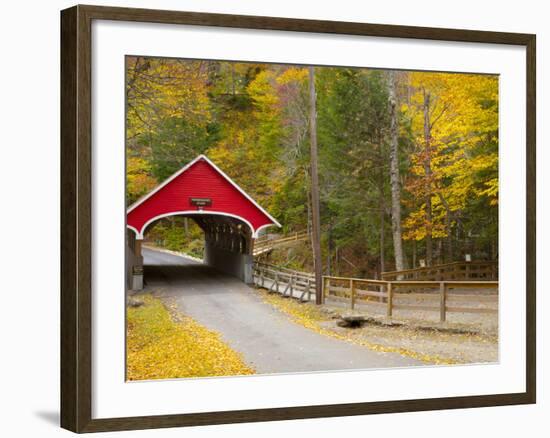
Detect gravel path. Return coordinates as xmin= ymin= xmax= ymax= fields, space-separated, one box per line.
xmin=142 ymin=247 xmax=423 ymax=374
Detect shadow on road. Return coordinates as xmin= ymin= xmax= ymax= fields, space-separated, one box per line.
xmin=144 ymin=264 xmax=243 ymax=297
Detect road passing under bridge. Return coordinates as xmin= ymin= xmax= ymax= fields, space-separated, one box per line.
xmin=142 ymin=247 xmax=423 ymax=375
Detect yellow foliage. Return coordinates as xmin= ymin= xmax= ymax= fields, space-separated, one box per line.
xmin=126 ymin=57 xmax=211 ymax=140
xmin=402 ymin=71 xmax=499 ymax=240
xmin=247 ymin=69 xmax=280 ymax=108
xmin=276 ymin=67 xmax=308 ymax=85
xmin=126 ymin=157 xmax=158 ymax=204
xmin=207 ymin=67 xmax=289 ymax=212
xmin=127 ymin=295 xmax=254 ymax=380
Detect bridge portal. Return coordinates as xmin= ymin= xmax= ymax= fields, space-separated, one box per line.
xmin=126 ymin=155 xmax=280 ymax=289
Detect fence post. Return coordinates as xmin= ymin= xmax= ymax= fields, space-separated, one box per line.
xmin=386 ymin=282 xmax=393 ymax=318
xmin=275 ymin=272 xmax=279 ymax=293
xmin=260 ymin=269 xmax=264 ymax=288
xmin=290 ymin=274 xmax=294 ymax=298
xmin=439 ymin=282 xmax=447 ymax=323
xmin=350 ymin=279 xmax=355 ymax=310
xmin=323 ymin=277 xmax=330 ymax=304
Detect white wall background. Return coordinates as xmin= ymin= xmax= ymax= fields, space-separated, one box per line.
xmin=0 ymin=0 xmax=545 ymax=436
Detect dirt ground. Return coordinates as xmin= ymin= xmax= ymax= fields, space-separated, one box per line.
xmin=325 ymin=294 xmax=498 ymax=336
xmin=321 ymin=316 xmax=498 ymax=365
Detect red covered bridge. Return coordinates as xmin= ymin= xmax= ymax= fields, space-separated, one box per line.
xmin=126 ymin=155 xmax=280 ymax=289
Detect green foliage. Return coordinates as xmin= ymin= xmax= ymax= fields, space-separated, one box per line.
xmin=146 ymin=218 xmax=204 ymax=259
xmin=143 ymin=117 xmax=219 ymax=181
xmin=316 ymin=68 xmax=392 ymax=270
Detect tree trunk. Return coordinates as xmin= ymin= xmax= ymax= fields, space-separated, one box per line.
xmin=306 ymin=184 xmax=312 ymax=238
xmin=379 ymin=204 xmax=385 ymax=275
xmin=388 ymin=71 xmax=406 ymax=271
xmin=377 ymin=134 xmax=386 ymax=276
xmin=423 ymin=89 xmax=433 ymax=266
xmin=327 ymin=223 xmax=333 ymax=276
xmin=308 ymin=66 xmax=324 ymax=305
xmin=444 ymin=206 xmax=453 ymax=263
xmin=446 ymin=219 xmax=453 ymax=262
xmin=436 ymin=193 xmax=453 ymax=262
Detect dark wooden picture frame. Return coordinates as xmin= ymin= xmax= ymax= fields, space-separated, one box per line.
xmin=61 ymin=4 xmax=536 ymax=433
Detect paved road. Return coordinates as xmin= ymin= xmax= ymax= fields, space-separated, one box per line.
xmin=143 ymin=247 xmax=423 ymax=374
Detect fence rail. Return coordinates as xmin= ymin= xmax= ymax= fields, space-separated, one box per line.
xmin=381 ymin=261 xmax=498 ymax=282
xmin=252 ymin=261 xmax=498 ymax=323
xmin=323 ymin=275 xmax=498 ymax=323
xmin=252 ymin=262 xmax=316 ymax=302
xmin=253 ymin=231 xmax=309 ymax=256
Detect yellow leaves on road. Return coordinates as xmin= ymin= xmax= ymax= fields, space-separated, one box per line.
xmin=258 ymin=289 xmax=456 ymax=366
xmin=127 ymin=294 xmax=254 ymax=381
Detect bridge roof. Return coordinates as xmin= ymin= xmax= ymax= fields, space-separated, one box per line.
xmin=127 ymin=155 xmax=281 ymax=239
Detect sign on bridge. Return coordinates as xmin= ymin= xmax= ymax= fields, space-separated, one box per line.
xmin=190 ymin=197 xmax=212 ymax=207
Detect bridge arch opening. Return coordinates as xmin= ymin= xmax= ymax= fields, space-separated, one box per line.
xmin=126 ymin=155 xmax=280 ymax=290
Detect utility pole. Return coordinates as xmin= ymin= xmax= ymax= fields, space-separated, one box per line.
xmin=309 ymin=66 xmax=323 ymax=305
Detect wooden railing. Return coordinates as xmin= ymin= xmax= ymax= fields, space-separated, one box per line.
xmin=381 ymin=261 xmax=498 ymax=282
xmin=252 ymin=262 xmax=316 ymax=302
xmin=323 ymin=275 xmax=498 ymax=323
xmin=253 ymin=230 xmax=309 ymax=256
xmin=252 ymin=261 xmax=498 ymax=323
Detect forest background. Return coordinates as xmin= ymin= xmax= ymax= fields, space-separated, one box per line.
xmin=126 ymin=57 xmax=499 ymax=278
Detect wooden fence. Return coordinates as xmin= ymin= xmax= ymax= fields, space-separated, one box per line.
xmin=323 ymin=275 xmax=498 ymax=323
xmin=253 ymin=230 xmax=309 ymax=256
xmin=381 ymin=261 xmax=498 ymax=282
xmin=252 ymin=262 xmax=316 ymax=302
xmin=252 ymin=261 xmax=498 ymax=323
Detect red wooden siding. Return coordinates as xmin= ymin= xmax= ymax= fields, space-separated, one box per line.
xmin=127 ymin=156 xmax=278 ymax=238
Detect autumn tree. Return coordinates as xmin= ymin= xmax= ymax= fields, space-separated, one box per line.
xmin=402 ymin=72 xmax=499 ymax=264
xmin=388 ymin=70 xmax=406 ymax=271
xmin=126 ymin=57 xmax=214 ymax=189
xmin=124 ymin=57 xmax=499 ymax=273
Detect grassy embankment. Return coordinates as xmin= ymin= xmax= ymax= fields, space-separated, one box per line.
xmin=127 ymin=294 xmax=254 ymax=380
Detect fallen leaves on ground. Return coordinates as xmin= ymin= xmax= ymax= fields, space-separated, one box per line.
xmin=257 ymin=289 xmax=460 ymax=365
xmin=127 ymin=294 xmax=254 ymax=381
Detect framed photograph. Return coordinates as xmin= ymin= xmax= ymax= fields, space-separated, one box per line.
xmin=60 ymin=4 xmax=536 ymax=433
